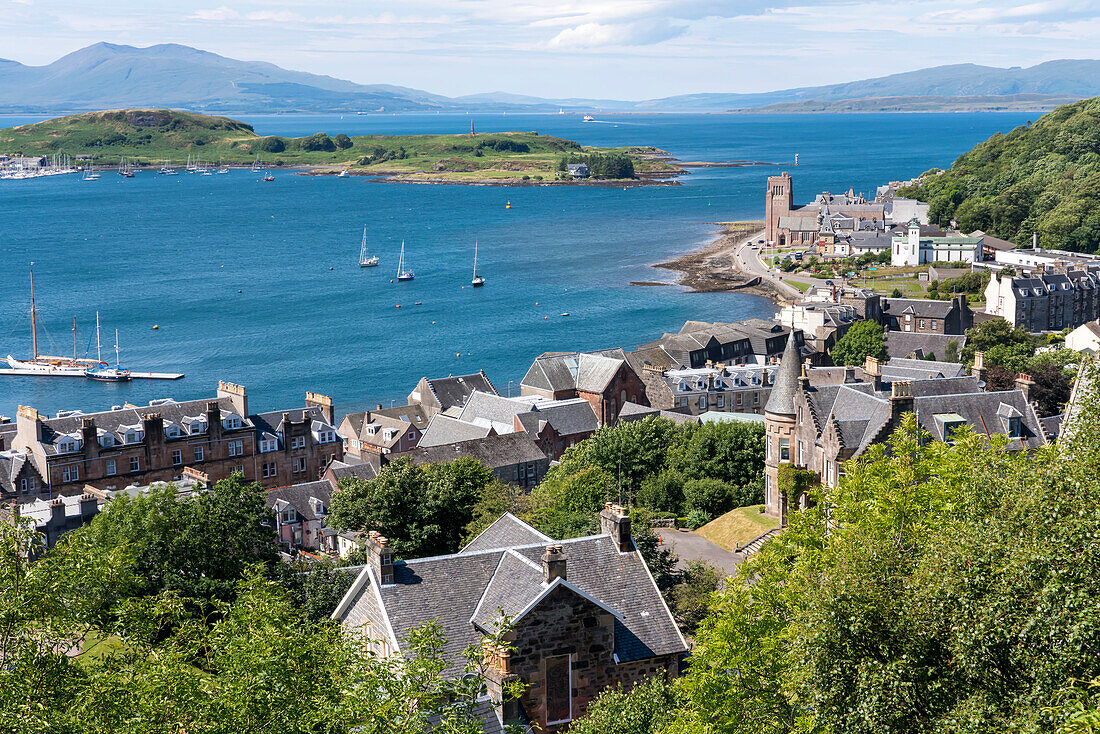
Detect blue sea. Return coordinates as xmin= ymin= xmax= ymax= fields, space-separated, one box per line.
xmin=0 ymin=112 xmax=1031 ymax=418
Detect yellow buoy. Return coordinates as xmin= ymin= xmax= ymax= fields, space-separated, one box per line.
xmin=456 ymin=353 xmax=461 ymax=357
xmin=505 ymin=201 xmax=511 ymax=209
xmin=153 ymin=325 xmax=159 ymax=330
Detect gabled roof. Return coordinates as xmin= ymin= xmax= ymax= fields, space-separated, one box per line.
xmin=326 ymin=459 xmax=379 ymax=484
xmin=264 ymin=480 xmax=331 ymax=521
xmin=883 ymin=298 xmax=960 ymax=319
xmin=425 ymin=371 xmax=498 ymax=411
xmin=334 ymin=518 xmax=687 ymax=678
xmin=461 ymin=512 xmax=552 ymax=554
xmin=522 ymin=352 xmax=625 ymax=394
xmin=515 ymin=399 xmax=599 ymax=437
xmin=393 ymin=432 xmax=547 ymax=471
xmin=418 ymin=414 xmax=493 ymax=447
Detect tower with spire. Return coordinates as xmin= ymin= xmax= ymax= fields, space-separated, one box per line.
xmin=763 ymin=332 xmax=803 ymax=522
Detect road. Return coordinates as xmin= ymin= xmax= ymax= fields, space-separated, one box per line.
xmin=655 ymin=528 xmax=743 ymax=578
xmin=731 ymin=231 xmax=814 ymax=299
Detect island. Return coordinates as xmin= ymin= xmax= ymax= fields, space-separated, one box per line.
xmin=0 ymin=109 xmax=685 ymax=185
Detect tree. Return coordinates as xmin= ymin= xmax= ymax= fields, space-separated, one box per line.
xmin=831 ymin=319 xmax=887 ymax=366
xmin=333 ymin=133 xmax=353 ymax=149
xmin=891 ymin=287 xmax=904 ymax=298
xmin=80 ymin=473 xmax=279 ymax=604
xmin=329 ymin=457 xmax=497 ymax=559
xmin=568 ymin=676 xmax=680 ymax=734
xmin=665 ymin=561 xmax=724 ymax=636
xmin=668 ymin=421 xmax=765 ymax=490
xmin=961 ymin=317 xmax=1036 ymax=369
xmin=681 ymin=478 xmax=733 ymax=519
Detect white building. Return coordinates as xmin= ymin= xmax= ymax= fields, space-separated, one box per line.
xmin=1066 ymin=321 xmax=1100 ymax=354
xmin=891 ymin=219 xmax=981 ymax=267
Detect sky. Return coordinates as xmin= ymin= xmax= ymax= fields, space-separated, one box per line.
xmin=1 ymin=0 xmax=1098 ymax=99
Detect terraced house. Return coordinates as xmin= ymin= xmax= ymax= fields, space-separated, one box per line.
xmin=9 ymin=381 xmax=342 ymax=498
xmin=333 ymin=506 xmax=687 ymax=733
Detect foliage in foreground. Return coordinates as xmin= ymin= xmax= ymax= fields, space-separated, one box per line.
xmin=576 ymin=363 xmax=1100 ymax=733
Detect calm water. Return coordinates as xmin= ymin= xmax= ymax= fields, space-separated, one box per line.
xmin=0 ymin=112 xmax=1030 ymax=418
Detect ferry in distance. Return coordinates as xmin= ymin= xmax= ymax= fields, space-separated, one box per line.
xmin=583 ymin=114 xmax=595 ymax=122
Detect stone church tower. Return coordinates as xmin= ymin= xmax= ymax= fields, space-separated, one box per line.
xmin=763 ymin=334 xmax=801 ymax=522
xmin=765 ymin=172 xmax=794 ymax=245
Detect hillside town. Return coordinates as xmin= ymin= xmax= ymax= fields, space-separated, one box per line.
xmin=5 ymin=171 xmax=1099 ymax=733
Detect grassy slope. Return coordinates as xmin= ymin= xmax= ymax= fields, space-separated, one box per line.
xmin=0 ymin=109 xmax=679 ymax=180
xmin=696 ymin=504 xmax=779 ymax=550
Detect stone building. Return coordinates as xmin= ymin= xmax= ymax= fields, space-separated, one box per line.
xmin=264 ymin=479 xmax=332 ymax=551
xmin=5 ymin=493 xmax=100 ymax=551
xmin=407 ymin=371 xmax=499 ymax=418
xmin=392 ymin=432 xmax=550 ymax=490
xmin=333 ymin=506 xmax=687 ymax=732
xmin=520 ymin=350 xmax=648 ymax=427
xmin=765 ymin=172 xmax=886 ymax=247
xmin=883 ymin=295 xmax=973 ymax=335
xmin=11 ymin=382 xmax=342 ymax=497
xmin=763 ymin=339 xmax=1046 ymax=523
xmin=984 ymin=269 xmax=1100 ymax=332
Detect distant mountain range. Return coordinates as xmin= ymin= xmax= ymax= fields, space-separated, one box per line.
xmin=3 ymin=43 xmax=1100 ymax=114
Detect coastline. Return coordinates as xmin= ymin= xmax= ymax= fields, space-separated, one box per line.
xmin=650 ymin=224 xmax=795 ymax=304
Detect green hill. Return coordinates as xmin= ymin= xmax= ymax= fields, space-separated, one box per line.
xmin=901 ymin=97 xmax=1100 ymax=254
xmin=0 ymin=109 xmax=677 ymax=182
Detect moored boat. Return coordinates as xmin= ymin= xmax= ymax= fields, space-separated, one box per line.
xmin=359 ymin=226 xmax=379 ymax=267
xmin=396 ymin=241 xmax=414 ymax=281
xmin=471 ymin=240 xmax=485 ymax=287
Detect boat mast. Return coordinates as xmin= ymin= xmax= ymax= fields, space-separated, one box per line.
xmin=115 ymin=329 xmax=120 ymax=368
xmin=473 ymin=240 xmax=478 ymax=278
xmin=72 ymin=316 xmax=77 ymax=362
xmin=96 ymin=311 xmax=102 ymax=363
xmin=29 ymin=267 xmax=38 ymax=359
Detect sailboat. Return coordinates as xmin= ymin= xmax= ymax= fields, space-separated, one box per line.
xmin=85 ymin=314 xmax=131 ymax=382
xmin=6 ymin=269 xmax=106 ymax=374
xmin=118 ymin=157 xmax=135 ymax=177
xmin=359 ymin=227 xmax=379 ymax=267
xmin=471 ymin=240 xmax=485 ymax=287
xmin=396 ymin=241 xmax=414 ymax=281
xmin=82 ymin=159 xmax=100 ymax=181
xmin=159 ymin=157 xmax=178 ymax=175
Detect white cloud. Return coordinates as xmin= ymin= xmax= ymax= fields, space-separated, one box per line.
xmin=547 ymin=19 xmax=688 ymax=47
xmin=191 ymin=6 xmax=239 ymax=21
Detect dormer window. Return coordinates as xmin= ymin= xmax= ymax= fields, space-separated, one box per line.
xmin=677 ymin=380 xmax=688 ymax=392
xmin=281 ymin=507 xmax=297 ymax=524
xmin=365 ymin=424 xmax=379 ymax=435
xmin=382 ymin=428 xmax=397 ymax=441
xmin=57 ymin=437 xmax=81 ymax=453
xmin=99 ymin=434 xmax=115 ymax=448
xmin=165 ymin=424 xmax=181 ymax=438
xmin=312 ymin=498 xmax=327 ymax=515
xmin=713 ymin=378 xmax=724 ymax=389
xmin=186 ymin=418 xmax=206 ymax=435
xmin=223 ymin=415 xmax=242 ymax=430
xmin=259 ymin=437 xmax=278 ymax=453
xmin=1007 ymin=416 xmax=1023 ymax=438
xmin=695 ymin=379 xmax=706 ymax=391
xmin=934 ymin=413 xmax=967 ymax=444
xmin=124 ymin=429 xmax=144 ymax=444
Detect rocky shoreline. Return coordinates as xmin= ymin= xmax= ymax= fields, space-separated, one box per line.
xmin=649 ymin=225 xmax=794 ymax=304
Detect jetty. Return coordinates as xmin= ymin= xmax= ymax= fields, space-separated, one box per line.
xmin=0 ymin=368 xmax=184 ymax=380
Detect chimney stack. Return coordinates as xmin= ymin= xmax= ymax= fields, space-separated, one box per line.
xmin=972 ymin=351 xmax=986 ymax=387
xmin=542 ymin=544 xmax=567 ymax=583
xmin=1015 ymin=373 xmax=1033 ymax=402
xmin=306 ymin=392 xmax=335 ymax=424
xmin=889 ymin=380 xmax=914 ymax=419
xmin=366 ymin=530 xmax=394 ymax=585
xmin=217 ymin=381 xmax=249 ymax=419
xmin=78 ymin=494 xmax=98 ymax=518
xmin=80 ymin=416 xmax=98 ymax=458
xmin=206 ymin=401 xmax=222 ymax=437
xmin=50 ymin=497 xmax=66 ymax=523
xmin=864 ymin=355 xmax=882 ymax=391
xmin=600 ymin=503 xmax=633 ymax=553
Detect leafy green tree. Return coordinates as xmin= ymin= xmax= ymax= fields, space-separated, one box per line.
xmin=681 ymin=478 xmax=733 ymax=519
xmin=333 ymin=133 xmax=353 ymax=149
xmin=668 ymin=421 xmax=765 ymax=490
xmin=890 ymin=287 xmax=904 ymax=298
xmin=665 ymin=561 xmax=724 ymax=636
xmin=569 ymin=676 xmax=680 ymax=734
xmin=831 ymin=319 xmax=887 ymax=366
xmin=273 ymin=557 xmax=357 ymax=623
xmin=637 ymin=469 xmax=686 ymax=515
xmin=80 ymin=473 xmax=279 ymax=604
xmin=961 ymin=317 xmax=1036 ymax=369
xmin=329 ymin=457 xmax=496 ymax=558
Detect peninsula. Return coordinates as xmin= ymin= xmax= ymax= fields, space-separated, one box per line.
xmin=0 ymin=109 xmax=683 ymax=184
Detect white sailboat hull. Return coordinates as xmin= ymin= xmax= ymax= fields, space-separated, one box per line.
xmin=6 ymin=355 xmax=101 ymax=374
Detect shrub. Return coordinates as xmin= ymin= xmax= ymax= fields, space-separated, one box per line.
xmin=333 ymin=133 xmax=353 ymax=149
xmin=299 ymin=133 xmax=336 ymax=152
xmin=256 ymin=136 xmax=286 ymax=153
xmin=685 ymin=509 xmax=711 ymax=530
xmin=682 ymin=478 xmax=734 ymax=519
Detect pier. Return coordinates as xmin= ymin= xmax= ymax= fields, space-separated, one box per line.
xmin=0 ymin=368 xmax=184 ymax=380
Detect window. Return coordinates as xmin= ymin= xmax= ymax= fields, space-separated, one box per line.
xmin=58 ymin=438 xmax=79 ymax=453
xmin=262 ymin=462 xmax=278 ymax=479
xmin=129 ymin=456 xmax=140 ymax=473
xmin=105 ymin=459 xmax=116 ymax=476
xmin=698 ymin=396 xmax=707 ymax=409
xmin=223 ymin=416 xmax=242 ymax=430
xmin=292 ymin=457 xmax=306 ymax=474
xmin=281 ymin=507 xmax=297 ymax=524
xmin=318 ymin=430 xmax=334 ymax=443
xmin=193 ymin=446 xmax=204 ymax=462
xmin=165 ymin=424 xmax=181 ymax=438
xmin=231 ymin=465 xmax=245 ymax=475
xmin=545 ymin=655 xmax=572 ymax=724
xmin=62 ymin=465 xmax=79 ymax=482
xmin=919 ymin=319 xmax=926 ymax=329
xmin=124 ymin=430 xmax=143 ymax=444
xmin=291 ymin=436 xmax=306 ymax=450
xmin=754 ymin=392 xmax=759 ymax=405
xmin=259 ymin=438 xmax=277 ymax=453
xmin=798 ymin=440 xmax=805 ymax=465
xmin=19 ymin=477 xmax=35 ymax=493
xmin=100 ymin=434 xmax=115 ymax=448
xmin=779 ymin=438 xmax=790 ymax=462
xmin=171 ymin=449 xmax=182 ymax=466
xmin=736 ymin=393 xmax=743 ymax=407
xmin=1008 ymin=416 xmax=1023 ymax=438
xmin=716 ymin=394 xmax=725 ymax=409
xmin=228 ymin=439 xmax=244 ymax=457
xmin=190 ymin=421 xmax=204 ymax=435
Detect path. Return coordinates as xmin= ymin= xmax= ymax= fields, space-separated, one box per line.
xmin=656 ymin=527 xmax=742 ymax=577
xmin=732 ymin=233 xmax=815 ymax=299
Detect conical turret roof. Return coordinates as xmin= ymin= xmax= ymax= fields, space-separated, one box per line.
xmin=765 ymin=332 xmax=801 ymax=417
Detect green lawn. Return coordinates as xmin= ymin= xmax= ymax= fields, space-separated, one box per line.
xmin=786 ymin=279 xmax=812 ymax=293
xmin=697 ymin=504 xmax=779 ymax=551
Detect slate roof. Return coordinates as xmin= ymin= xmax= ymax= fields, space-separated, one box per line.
xmin=617 ymin=403 xmax=702 ymax=425
xmin=458 ymin=392 xmax=540 ymax=431
xmin=326 ymin=459 xmax=379 ymax=484
xmin=426 ymin=372 xmax=498 ymax=411
xmin=250 ymin=406 xmax=334 ymax=439
xmin=334 ymin=516 xmax=687 ymax=679
xmin=522 ymin=352 xmax=625 ymax=394
xmin=883 ymin=298 xmax=959 ymax=319
xmin=418 ymin=414 xmax=493 ymax=447
xmin=461 ymin=512 xmax=552 ymax=554
xmin=880 ymin=358 xmax=967 ymax=381
xmin=0 ymin=449 xmax=34 ymax=494
xmin=764 ymin=333 xmax=801 ymax=416
xmin=885 ymin=331 xmax=967 ymax=360
xmin=514 ymin=399 xmax=599 ymax=437
xmin=913 ymin=390 xmax=1045 ymax=450
xmin=393 ymin=433 xmax=547 ymax=471
xmin=264 ymin=480 xmax=331 ymax=522
xmin=373 ymin=403 xmax=432 ymax=430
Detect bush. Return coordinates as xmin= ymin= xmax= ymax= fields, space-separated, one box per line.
xmin=256 ymin=136 xmax=286 ymax=153
xmin=684 ymin=509 xmax=711 ymax=530
xmin=637 ymin=470 xmax=686 ymax=515
xmin=333 ymin=133 xmax=353 ymax=149
xmin=299 ymin=133 xmax=337 ymax=152
xmin=682 ymin=478 xmax=734 ymax=518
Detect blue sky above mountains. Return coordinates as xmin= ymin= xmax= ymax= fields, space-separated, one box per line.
xmin=2 ymin=0 xmax=1098 ymax=98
